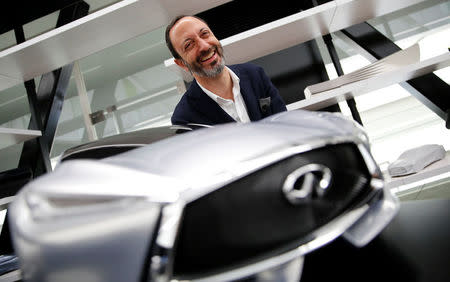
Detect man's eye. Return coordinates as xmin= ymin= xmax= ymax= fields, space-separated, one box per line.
xmin=184 ymin=42 xmax=192 ymax=50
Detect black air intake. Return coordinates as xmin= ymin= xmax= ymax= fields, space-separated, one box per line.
xmin=173 ymin=143 xmax=377 ymax=276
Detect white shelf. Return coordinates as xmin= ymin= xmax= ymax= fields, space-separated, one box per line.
xmin=164 ymin=0 xmax=429 ymax=81
xmin=0 ymin=0 xmax=232 ymax=92
xmin=286 ymin=51 xmax=450 ymax=111
xmin=0 ymin=269 xmax=21 ymax=282
xmin=0 ymin=196 xmax=16 ymax=210
xmin=0 ymin=127 xmax=42 ymax=150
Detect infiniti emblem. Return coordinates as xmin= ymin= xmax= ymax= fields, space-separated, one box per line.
xmin=282 ymin=164 xmax=332 ymax=205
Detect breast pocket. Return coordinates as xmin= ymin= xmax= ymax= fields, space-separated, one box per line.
xmin=259 ymin=97 xmax=272 ymax=117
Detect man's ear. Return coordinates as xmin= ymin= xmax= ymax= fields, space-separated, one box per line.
xmin=174 ymin=58 xmax=189 ymax=72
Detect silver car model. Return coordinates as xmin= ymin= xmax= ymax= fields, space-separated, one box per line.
xmin=8 ymin=110 xmax=398 ymax=282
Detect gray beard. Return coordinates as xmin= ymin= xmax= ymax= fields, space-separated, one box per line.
xmin=183 ymin=56 xmax=226 ymax=78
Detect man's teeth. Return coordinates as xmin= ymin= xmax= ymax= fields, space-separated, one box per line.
xmin=201 ymin=51 xmax=215 ymax=62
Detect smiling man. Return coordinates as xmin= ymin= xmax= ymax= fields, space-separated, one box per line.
xmin=166 ymin=15 xmax=287 ymax=126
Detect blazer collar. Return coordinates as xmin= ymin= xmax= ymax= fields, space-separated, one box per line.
xmin=186 ymin=64 xmax=262 ymax=123
xmin=187 ymin=80 xmax=234 ymax=124
xmin=229 ymin=65 xmax=261 ymax=121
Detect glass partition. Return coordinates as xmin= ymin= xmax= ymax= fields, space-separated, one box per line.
xmin=49 ymin=26 xmax=185 ymax=162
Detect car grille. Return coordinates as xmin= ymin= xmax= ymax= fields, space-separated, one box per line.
xmin=172 ymin=142 xmax=379 ymax=276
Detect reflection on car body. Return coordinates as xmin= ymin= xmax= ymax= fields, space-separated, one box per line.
xmin=59 ymin=123 xmax=211 ymax=163
xmin=8 ymin=110 xmax=399 ymax=282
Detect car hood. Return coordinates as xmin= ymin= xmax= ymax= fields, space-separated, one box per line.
xmin=101 ymin=110 xmax=369 ymax=200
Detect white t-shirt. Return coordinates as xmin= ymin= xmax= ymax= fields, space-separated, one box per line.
xmin=197 ymin=67 xmax=251 ymax=123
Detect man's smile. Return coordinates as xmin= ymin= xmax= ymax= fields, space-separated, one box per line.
xmin=199 ymin=49 xmax=218 ymax=64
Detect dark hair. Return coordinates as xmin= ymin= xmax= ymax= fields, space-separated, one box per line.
xmin=165 ymin=15 xmax=209 ymax=59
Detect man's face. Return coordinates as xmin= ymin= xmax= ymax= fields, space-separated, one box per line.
xmin=170 ymin=17 xmax=225 ymax=78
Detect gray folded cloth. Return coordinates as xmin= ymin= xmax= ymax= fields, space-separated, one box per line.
xmin=388 ymin=144 xmax=446 ymax=177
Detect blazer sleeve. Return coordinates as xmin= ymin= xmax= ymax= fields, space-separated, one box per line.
xmin=171 ymin=112 xmax=187 ymax=125
xmin=171 ymin=97 xmax=190 ymax=125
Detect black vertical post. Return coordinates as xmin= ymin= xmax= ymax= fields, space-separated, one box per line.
xmin=311 ymin=0 xmax=363 ymax=125
xmin=14 ymin=26 xmax=53 ymax=174
xmin=322 ymin=34 xmax=364 ymax=125
xmin=1 ymin=0 xmax=90 ymax=258
xmin=18 ymin=1 xmax=90 ymax=177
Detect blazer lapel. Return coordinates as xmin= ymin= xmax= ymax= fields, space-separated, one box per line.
xmin=232 ymin=66 xmax=262 ymax=121
xmin=188 ymin=81 xmax=234 ymax=124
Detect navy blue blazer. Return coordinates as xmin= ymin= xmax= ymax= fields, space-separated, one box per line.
xmin=171 ymin=63 xmax=287 ymax=126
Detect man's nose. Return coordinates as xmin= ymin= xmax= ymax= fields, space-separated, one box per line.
xmin=197 ymin=38 xmax=210 ymax=51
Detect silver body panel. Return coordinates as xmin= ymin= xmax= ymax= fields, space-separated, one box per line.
xmin=104 ymin=111 xmax=370 ymax=202
xmin=8 ymin=110 xmax=398 ymax=282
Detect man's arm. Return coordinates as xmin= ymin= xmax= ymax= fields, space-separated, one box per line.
xmin=171 ymin=98 xmax=190 ymax=125
xmin=171 ymin=114 xmax=187 ymax=126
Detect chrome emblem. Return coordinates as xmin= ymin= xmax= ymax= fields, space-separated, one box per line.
xmin=282 ymin=164 xmax=332 ymax=204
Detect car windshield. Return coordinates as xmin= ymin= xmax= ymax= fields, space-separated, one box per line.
xmin=59 ymin=124 xmax=203 ymax=162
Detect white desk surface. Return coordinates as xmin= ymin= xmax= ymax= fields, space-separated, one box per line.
xmin=0 ymin=269 xmax=21 ymax=282
xmin=287 ymin=51 xmax=450 ymax=112
xmin=385 ymin=151 xmax=450 ymax=191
